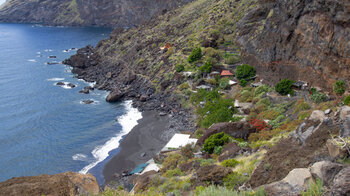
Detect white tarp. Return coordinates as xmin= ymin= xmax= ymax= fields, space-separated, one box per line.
xmin=162 ymin=134 xmax=198 ymax=151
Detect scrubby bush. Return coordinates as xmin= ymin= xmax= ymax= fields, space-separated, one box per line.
xmin=225 ymin=55 xmax=240 ymax=65
xmin=178 ymin=82 xmax=190 ymax=91
xmin=334 ymin=80 xmax=346 ymax=96
xmin=180 ymin=144 xmax=194 ymax=159
xmin=199 ymin=59 xmax=213 ymax=73
xmin=275 ymin=79 xmax=294 ymax=95
xmin=163 ymin=168 xmax=184 ymax=178
xmin=249 ymin=118 xmax=271 ymax=131
xmin=223 ymin=172 xmax=249 ymax=190
xmin=235 ymin=64 xmax=256 ymax=80
xmin=239 ymin=89 xmax=254 ymax=102
xmin=203 ymin=132 xmax=230 ymax=154
xmin=161 ymin=153 xmax=183 ymax=172
xmin=301 ymin=178 xmax=325 ymax=196
xmin=203 ymin=47 xmax=222 ymax=61
xmin=344 ymin=95 xmax=350 ymax=105
xmin=310 ymin=91 xmax=327 ymax=104
xmin=221 ymin=159 xmax=240 ymax=168
xmin=197 ymin=158 xmax=215 ymax=167
xmin=219 ymin=78 xmax=230 ymax=89
xmin=294 ymin=100 xmax=311 ymax=113
xmin=175 ymin=64 xmax=185 ymax=72
xmin=188 ymin=47 xmax=203 ymax=63
xmin=258 ymin=110 xmax=280 ymax=120
xmin=254 ymin=85 xmax=271 ymax=97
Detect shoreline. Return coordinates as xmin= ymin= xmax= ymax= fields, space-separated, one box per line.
xmin=102 ymin=110 xmax=171 ymax=184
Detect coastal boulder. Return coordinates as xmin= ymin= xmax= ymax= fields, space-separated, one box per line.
xmin=197 ymin=122 xmax=255 ymax=146
xmin=218 ymin=142 xmax=241 ymax=162
xmin=106 ymin=91 xmax=124 ymax=102
xmin=0 ymin=172 xmax=99 ymax=196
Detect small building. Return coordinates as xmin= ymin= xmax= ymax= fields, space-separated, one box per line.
xmin=209 ymin=71 xmax=220 ymax=79
xmin=196 ymin=85 xmax=212 ymax=91
xmin=229 ymin=80 xmax=238 ymax=85
xmin=251 ymin=82 xmax=263 ymax=88
xmin=160 ymin=43 xmax=171 ymax=50
xmin=292 ymin=81 xmax=308 ymax=90
xmin=161 ymin=134 xmax=198 ymax=152
xmin=221 ymin=70 xmax=234 ymax=77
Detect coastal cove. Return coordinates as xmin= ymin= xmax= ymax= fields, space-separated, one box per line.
xmin=0 ymin=23 xmax=140 ymax=184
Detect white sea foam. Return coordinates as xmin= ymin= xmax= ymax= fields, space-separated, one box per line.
xmin=27 ymin=59 xmax=37 ymax=62
xmin=78 ymin=100 xmax=142 ymax=174
xmin=72 ymin=153 xmax=88 ymax=161
xmin=47 ymin=78 xmax=65 ymax=81
xmin=44 ymin=49 xmax=53 ymax=52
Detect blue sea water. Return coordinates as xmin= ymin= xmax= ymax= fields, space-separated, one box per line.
xmin=0 ymin=23 xmax=141 ymax=184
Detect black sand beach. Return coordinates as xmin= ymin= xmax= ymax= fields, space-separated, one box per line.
xmin=103 ymin=111 xmax=170 ymax=183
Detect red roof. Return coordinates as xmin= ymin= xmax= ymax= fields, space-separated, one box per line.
xmin=221 ymin=70 xmax=233 ymax=76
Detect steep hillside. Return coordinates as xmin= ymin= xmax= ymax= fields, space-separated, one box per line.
xmin=0 ymin=0 xmax=193 ymax=27
xmin=237 ymin=0 xmax=350 ymax=92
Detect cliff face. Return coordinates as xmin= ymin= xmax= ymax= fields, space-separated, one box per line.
xmin=0 ymin=0 xmax=193 ymax=27
xmin=237 ymin=0 xmax=350 ymax=91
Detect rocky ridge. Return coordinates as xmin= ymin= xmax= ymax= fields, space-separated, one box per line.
xmin=0 ymin=0 xmax=193 ymax=27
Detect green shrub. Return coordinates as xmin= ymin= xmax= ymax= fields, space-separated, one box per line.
xmin=239 ymin=79 xmax=248 ymax=87
xmin=334 ymin=80 xmax=346 ymax=96
xmin=188 ymin=47 xmax=203 ymax=63
xmin=254 ymin=85 xmax=271 ymax=97
xmin=275 ymin=79 xmax=295 ymax=95
xmin=175 ymin=64 xmax=185 ymax=72
xmin=258 ymin=110 xmax=280 ymax=120
xmin=236 ymin=64 xmax=256 ymax=80
xmin=221 ymin=159 xmax=240 ymax=167
xmin=199 ymin=59 xmax=213 ymax=73
xmin=223 ymin=172 xmax=249 ymax=190
xmin=213 ymin=146 xmax=223 ymax=155
xmin=344 ymin=95 xmax=350 ymax=105
xmin=310 ymin=91 xmax=327 ymax=104
xmin=197 ymin=98 xmax=236 ymax=128
xmin=219 ymin=78 xmax=230 ymax=89
xmin=239 ymin=89 xmax=254 ymax=102
xmin=203 ymin=132 xmax=230 ymax=154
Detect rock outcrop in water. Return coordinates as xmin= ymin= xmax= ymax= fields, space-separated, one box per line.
xmin=0 ymin=0 xmax=193 ymax=27
xmin=0 ymin=172 xmax=99 ymax=196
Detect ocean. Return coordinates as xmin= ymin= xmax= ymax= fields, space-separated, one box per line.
xmin=0 ymin=23 xmax=141 ymax=184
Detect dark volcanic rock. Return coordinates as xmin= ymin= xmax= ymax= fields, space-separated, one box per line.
xmin=0 ymin=172 xmax=99 ymax=196
xmin=106 ymin=91 xmax=124 ymax=102
xmin=67 ymin=83 xmax=76 ymax=88
xmin=79 ymin=89 xmax=89 ymax=94
xmin=56 ymin=82 xmax=65 ymax=86
xmin=218 ymin=142 xmax=242 ymax=162
xmin=82 ymin=100 xmax=94 ymax=104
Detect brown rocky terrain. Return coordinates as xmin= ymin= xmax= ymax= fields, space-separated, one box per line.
xmin=237 ymin=0 xmax=350 ymax=91
xmin=0 ymin=0 xmax=193 ymax=27
xmin=0 ymin=172 xmax=99 ymax=196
